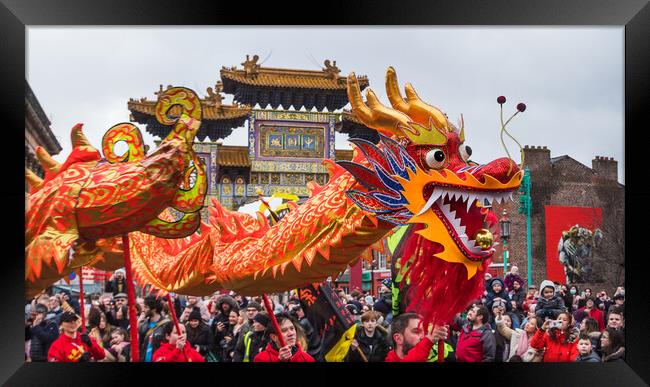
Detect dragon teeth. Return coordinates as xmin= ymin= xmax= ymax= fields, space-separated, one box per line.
xmin=416 ymin=189 xmax=441 ymax=217
xmin=466 ymin=198 xmax=475 ymax=212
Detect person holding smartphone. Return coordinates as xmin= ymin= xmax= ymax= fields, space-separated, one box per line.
xmin=529 ymin=311 xmax=580 ymax=362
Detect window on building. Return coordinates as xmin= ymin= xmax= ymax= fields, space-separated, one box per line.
xmin=373 ymin=251 xmax=387 ymax=270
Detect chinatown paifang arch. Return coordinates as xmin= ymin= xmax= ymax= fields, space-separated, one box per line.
xmin=26 ymin=58 xmax=529 ymax=361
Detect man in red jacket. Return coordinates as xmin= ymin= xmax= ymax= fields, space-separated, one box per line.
xmin=48 ymin=312 xmax=106 ymax=362
xmin=385 ymin=312 xmax=449 ymax=362
xmin=453 ymin=305 xmax=496 ymax=362
xmin=153 ymin=321 xmax=205 ymax=362
xmin=254 ymin=313 xmax=315 ymax=362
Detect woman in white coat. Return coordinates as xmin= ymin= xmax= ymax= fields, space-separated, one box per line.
xmin=495 ymin=312 xmax=542 ymax=362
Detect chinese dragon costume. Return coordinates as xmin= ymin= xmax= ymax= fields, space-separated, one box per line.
xmin=26 ymin=68 xmax=524 ymax=329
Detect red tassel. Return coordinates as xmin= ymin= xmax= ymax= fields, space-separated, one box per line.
xmin=399 ymin=226 xmax=489 ymax=330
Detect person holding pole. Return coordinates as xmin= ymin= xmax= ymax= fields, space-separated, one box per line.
xmin=346 ymin=310 xmax=389 ymax=362
xmin=152 ymin=322 xmax=204 ymax=362
xmin=385 ymin=313 xmax=449 ymax=362
xmin=254 ymin=312 xmax=315 ymax=362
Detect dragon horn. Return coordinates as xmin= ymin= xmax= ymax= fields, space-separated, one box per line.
xmin=35 ymin=146 xmax=61 ymax=175
xmin=457 ymin=114 xmax=465 ymax=142
xmin=25 ymin=168 xmax=43 ymax=190
xmin=346 ymin=72 xmax=409 ymax=138
xmin=403 ymin=83 xmax=450 ymax=131
xmin=70 ymin=123 xmax=94 ymax=148
xmin=385 ymin=67 xmax=450 ymax=132
xmin=385 ymin=66 xmax=409 ymax=112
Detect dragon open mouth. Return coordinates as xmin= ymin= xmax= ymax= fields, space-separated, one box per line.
xmin=418 ymin=185 xmax=517 ymax=260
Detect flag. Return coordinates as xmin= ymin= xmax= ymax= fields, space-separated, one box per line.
xmin=389 ymin=225 xmax=415 ymax=316
xmin=298 ymin=282 xmax=356 ymax=362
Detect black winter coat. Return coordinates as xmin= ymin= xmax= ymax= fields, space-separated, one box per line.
xmin=232 ymin=330 xmax=269 ymax=362
xmin=185 ymin=322 xmax=214 ymax=357
xmin=345 ymin=328 xmax=390 ymax=362
xmin=29 ymin=319 xmax=59 ymax=361
xmin=535 ymin=295 xmax=565 ymax=319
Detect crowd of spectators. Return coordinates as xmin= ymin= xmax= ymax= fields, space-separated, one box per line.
xmin=24 ymin=266 xmax=625 ymax=363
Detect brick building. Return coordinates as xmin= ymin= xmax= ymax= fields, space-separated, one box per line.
xmin=491 ymin=145 xmax=624 ymax=293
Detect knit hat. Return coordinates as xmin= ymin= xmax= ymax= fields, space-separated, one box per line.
xmin=253 ymin=313 xmax=270 ymax=328
xmin=115 ymin=268 xmax=126 ymax=276
xmin=490 ymin=278 xmax=505 ymax=290
xmin=539 ymin=280 xmax=556 ymax=293
xmin=247 ymin=301 xmax=262 ymax=311
xmin=381 ymin=278 xmax=392 ymax=289
xmin=188 ymin=309 xmax=202 ymax=322
xmin=345 ymin=303 xmax=360 ymax=316
xmin=114 ymin=293 xmax=127 ymax=300
xmin=491 ymin=298 xmax=507 ymax=310
xmin=613 ymin=294 xmax=625 ymax=301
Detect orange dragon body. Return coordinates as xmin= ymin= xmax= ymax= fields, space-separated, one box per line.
xmin=26 ymin=69 xmax=524 ymax=327
xmin=25 ymin=87 xmax=208 ymax=297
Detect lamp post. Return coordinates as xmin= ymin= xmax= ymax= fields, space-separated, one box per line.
xmin=518 ymin=166 xmax=532 ymax=288
xmin=499 ymin=210 xmax=511 ymax=276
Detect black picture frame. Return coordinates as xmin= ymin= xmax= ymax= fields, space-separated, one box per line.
xmin=2 ymin=0 xmax=648 ymax=385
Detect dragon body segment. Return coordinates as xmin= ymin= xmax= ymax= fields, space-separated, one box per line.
xmin=25 ymin=88 xmax=207 ymax=297
xmin=26 ymin=69 xmax=525 ymax=331
xmin=128 ymin=159 xmax=393 ymax=296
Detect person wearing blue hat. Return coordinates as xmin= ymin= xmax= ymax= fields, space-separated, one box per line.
xmin=485 ymin=278 xmax=512 ymax=312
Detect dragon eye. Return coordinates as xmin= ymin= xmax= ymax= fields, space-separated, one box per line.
xmin=459 ymin=144 xmax=472 ymax=162
xmin=425 ymin=148 xmax=446 ymax=169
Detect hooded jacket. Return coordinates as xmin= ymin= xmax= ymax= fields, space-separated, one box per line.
xmin=453 ymin=314 xmax=496 ymax=362
xmin=485 ymin=278 xmax=512 ymax=312
xmin=211 ymin=295 xmax=239 ymax=327
xmin=529 ymin=327 xmax=579 ymax=362
xmin=536 ymin=280 xmax=565 ymax=318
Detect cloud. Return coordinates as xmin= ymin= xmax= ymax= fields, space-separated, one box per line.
xmin=27 ymin=27 xmax=623 ymax=183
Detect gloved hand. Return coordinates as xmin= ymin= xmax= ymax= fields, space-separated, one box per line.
xmin=80 ymin=333 xmax=92 ymax=348
xmin=78 ymin=352 xmax=91 ymax=362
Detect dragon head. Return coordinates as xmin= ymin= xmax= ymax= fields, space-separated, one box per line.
xmin=340 ymin=68 xmax=524 ymax=326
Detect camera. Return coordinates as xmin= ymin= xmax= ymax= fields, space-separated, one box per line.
xmin=288 ymin=305 xmax=300 ymax=317
xmin=549 ymin=320 xmax=562 ymax=329
xmin=78 ymin=352 xmax=91 ymax=362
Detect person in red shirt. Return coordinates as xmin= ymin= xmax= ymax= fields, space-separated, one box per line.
xmin=153 ymin=321 xmax=205 ymax=362
xmin=385 ymin=312 xmax=449 ymax=362
xmin=529 ymin=311 xmax=580 ymax=362
xmin=254 ymin=313 xmax=315 ymax=362
xmin=48 ymin=312 xmax=106 ymax=362
xmin=575 ymin=297 xmax=605 ymax=331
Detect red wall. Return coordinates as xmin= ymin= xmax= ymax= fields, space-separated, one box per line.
xmin=544 ymin=205 xmax=602 ymax=284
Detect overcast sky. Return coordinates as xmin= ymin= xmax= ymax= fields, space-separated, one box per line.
xmin=26 ymin=27 xmax=624 ymax=183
